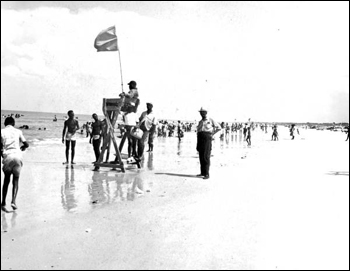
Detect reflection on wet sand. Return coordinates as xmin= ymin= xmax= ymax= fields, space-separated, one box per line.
xmin=177 ymin=141 xmax=182 ymax=156
xmin=88 ymin=170 xmax=147 ymax=208
xmin=61 ymin=166 xmax=77 ymax=212
xmin=32 ymin=130 xmax=281 ymax=216
xmin=147 ymin=152 xmax=154 ymax=170
xmin=1 ymin=212 xmax=17 ymax=232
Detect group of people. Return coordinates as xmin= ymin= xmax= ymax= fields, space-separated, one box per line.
xmin=61 ymin=80 xmax=158 ymax=166
xmin=3 ymin=78 xmax=348 ymax=213
xmin=156 ymin=121 xmax=193 ymax=138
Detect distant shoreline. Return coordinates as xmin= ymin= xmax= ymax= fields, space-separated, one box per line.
xmin=1 ymin=109 xmax=348 ymax=126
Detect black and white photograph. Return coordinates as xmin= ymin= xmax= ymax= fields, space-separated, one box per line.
xmin=1 ymin=1 xmax=349 ymax=270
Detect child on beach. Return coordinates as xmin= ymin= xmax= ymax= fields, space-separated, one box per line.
xmin=1 ymin=116 xmax=29 ymax=212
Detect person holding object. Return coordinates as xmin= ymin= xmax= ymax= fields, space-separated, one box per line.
xmin=136 ymin=103 xmax=157 ymax=161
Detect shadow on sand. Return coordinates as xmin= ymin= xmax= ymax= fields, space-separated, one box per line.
xmin=326 ymin=171 xmax=349 ymax=176
xmin=155 ymin=173 xmax=200 ymax=178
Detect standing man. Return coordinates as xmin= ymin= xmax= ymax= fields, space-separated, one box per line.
xmin=290 ymin=124 xmax=296 ymax=140
xmin=90 ymin=113 xmax=103 ymax=163
xmin=246 ymin=126 xmax=252 ymax=145
xmin=1 ymin=117 xmax=29 ymax=212
xmin=177 ymin=120 xmax=184 ymax=142
xmin=243 ymin=123 xmax=248 ymax=140
xmin=137 ymin=103 xmax=157 ymax=161
xmin=196 ymin=107 xmax=221 ymax=180
xmin=62 ymin=110 xmax=79 ymax=164
xmin=147 ymin=124 xmax=157 ymax=152
xmin=272 ymin=125 xmax=279 ymax=141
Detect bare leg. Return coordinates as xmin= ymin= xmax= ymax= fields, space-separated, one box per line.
xmin=127 ymin=137 xmax=132 ymax=157
xmin=71 ymin=140 xmax=76 ymax=164
xmin=64 ymin=140 xmax=70 ymax=164
xmin=11 ymin=175 xmax=19 ymax=209
xmin=1 ymin=173 xmax=11 ymax=208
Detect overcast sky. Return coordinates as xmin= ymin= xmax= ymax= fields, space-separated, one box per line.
xmin=1 ymin=1 xmax=349 ymax=122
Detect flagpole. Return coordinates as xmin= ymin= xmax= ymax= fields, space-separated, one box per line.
xmin=118 ymin=50 xmax=124 ymax=93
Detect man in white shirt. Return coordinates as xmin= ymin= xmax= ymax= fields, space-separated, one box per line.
xmin=137 ymin=103 xmax=157 ymax=160
xmin=196 ymin=107 xmax=221 ymax=179
xmin=1 ymin=117 xmax=29 ymax=212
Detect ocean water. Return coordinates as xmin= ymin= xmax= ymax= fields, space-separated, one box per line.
xmin=1 ymin=110 xmax=111 ymax=145
xmin=2 ymin=109 xmax=347 ymax=147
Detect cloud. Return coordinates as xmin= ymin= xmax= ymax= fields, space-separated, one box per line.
xmin=1 ymin=2 xmax=349 ymax=122
xmin=2 ymin=65 xmax=21 ymax=76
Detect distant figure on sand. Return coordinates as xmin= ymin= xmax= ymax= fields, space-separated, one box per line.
xmin=53 ymin=115 xmax=57 ymax=122
xmin=290 ymin=124 xmax=298 ymax=140
xmin=1 ymin=117 xmax=29 ymax=212
xmin=196 ymin=107 xmax=221 ymax=179
xmin=246 ymin=126 xmax=251 ymax=145
xmin=177 ymin=120 xmax=184 ymax=142
xmin=272 ymin=125 xmax=279 ymax=141
xmin=90 ymin=114 xmax=103 ymax=163
xmin=62 ymin=110 xmax=79 ymax=164
xmin=243 ymin=123 xmax=248 ymax=140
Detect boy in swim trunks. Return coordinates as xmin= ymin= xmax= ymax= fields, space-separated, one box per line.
xmin=1 ymin=116 xmax=29 ymax=212
xmin=62 ymin=110 xmax=80 ymax=164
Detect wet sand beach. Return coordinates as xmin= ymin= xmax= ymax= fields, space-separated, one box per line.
xmin=1 ymin=128 xmax=349 ymax=270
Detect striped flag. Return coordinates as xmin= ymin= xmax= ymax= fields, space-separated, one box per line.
xmin=94 ymin=26 xmax=118 ymax=52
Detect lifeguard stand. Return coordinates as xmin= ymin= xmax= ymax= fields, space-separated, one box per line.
xmin=93 ymin=97 xmax=140 ymax=172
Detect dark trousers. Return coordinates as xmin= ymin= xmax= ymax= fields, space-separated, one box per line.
xmin=197 ymin=132 xmax=212 ymax=176
xmin=92 ymin=138 xmax=101 ymax=162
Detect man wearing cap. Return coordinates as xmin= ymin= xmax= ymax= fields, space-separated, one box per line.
xmin=137 ymin=103 xmax=157 ymax=161
xmin=121 ymin=80 xmax=140 ymax=113
xmin=196 ymin=107 xmax=221 ymax=179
